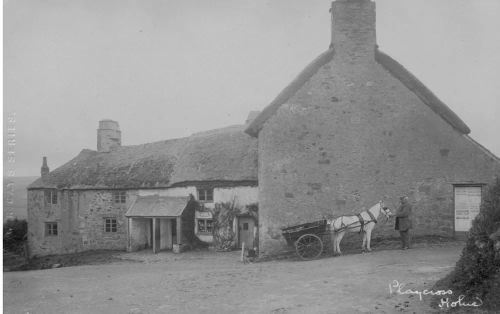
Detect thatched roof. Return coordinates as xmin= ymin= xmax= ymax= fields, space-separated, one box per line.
xmin=245 ymin=49 xmax=335 ymax=137
xmin=125 ymin=196 xmax=189 ymax=217
xmin=245 ymin=48 xmax=471 ymax=137
xmin=375 ymin=50 xmax=470 ymax=134
xmin=29 ymin=125 xmax=257 ymax=190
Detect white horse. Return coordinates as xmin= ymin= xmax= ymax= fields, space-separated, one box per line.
xmin=328 ymin=201 xmax=393 ymax=255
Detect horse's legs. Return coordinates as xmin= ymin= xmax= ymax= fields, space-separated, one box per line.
xmin=336 ymin=231 xmax=345 ymax=254
xmin=331 ymin=232 xmax=337 ymax=255
xmin=362 ymin=232 xmax=367 ymax=251
xmin=366 ymin=229 xmax=372 ymax=251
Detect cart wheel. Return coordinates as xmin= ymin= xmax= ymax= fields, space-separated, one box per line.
xmin=295 ymin=234 xmax=323 ymax=260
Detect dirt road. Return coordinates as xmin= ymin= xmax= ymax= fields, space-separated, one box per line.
xmin=4 ymin=243 xmax=463 ymax=314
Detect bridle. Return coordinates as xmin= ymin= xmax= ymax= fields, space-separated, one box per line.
xmin=379 ymin=202 xmax=392 ymax=223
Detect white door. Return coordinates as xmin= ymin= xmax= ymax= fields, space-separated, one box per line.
xmin=238 ymin=217 xmax=256 ymax=249
xmin=454 ymin=186 xmax=482 ymax=232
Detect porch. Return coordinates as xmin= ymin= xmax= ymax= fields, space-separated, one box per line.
xmin=126 ymin=195 xmax=194 ymax=253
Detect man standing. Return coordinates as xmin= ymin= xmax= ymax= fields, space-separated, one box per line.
xmin=395 ymin=196 xmax=412 ymax=249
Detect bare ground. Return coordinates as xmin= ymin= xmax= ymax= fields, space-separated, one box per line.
xmin=3 ymin=240 xmax=480 ymax=314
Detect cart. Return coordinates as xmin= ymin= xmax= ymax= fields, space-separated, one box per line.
xmin=281 ymin=219 xmax=329 ymax=260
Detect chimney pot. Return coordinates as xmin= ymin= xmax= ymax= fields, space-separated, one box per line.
xmin=41 ymin=156 xmax=50 ymax=178
xmin=97 ymin=119 xmax=121 ymax=152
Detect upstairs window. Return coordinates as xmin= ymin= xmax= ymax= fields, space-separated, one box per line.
xmin=104 ymin=218 xmax=117 ymax=232
xmin=45 ymin=190 xmax=58 ymax=205
xmin=113 ymin=191 xmax=126 ymax=204
xmin=45 ymin=222 xmax=58 ymax=236
xmin=197 ymin=188 xmax=213 ymax=202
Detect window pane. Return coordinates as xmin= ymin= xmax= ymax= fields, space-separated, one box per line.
xmin=52 ymin=192 xmax=57 ymax=204
xmin=105 ymin=218 xmax=117 ymax=232
xmin=197 ymin=189 xmax=213 ymax=201
xmin=46 ymin=223 xmax=58 ymax=236
xmin=206 ymin=220 xmax=213 ymax=233
xmin=206 ymin=189 xmax=213 ymax=201
xmin=198 ymin=190 xmax=205 ymax=201
xmin=198 ymin=219 xmax=206 ymax=232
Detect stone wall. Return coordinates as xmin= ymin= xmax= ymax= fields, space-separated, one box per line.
xmin=27 ymin=189 xmax=138 ymax=257
xmin=257 ymin=11 xmax=500 ymax=254
xmin=27 ymin=185 xmax=258 ymax=256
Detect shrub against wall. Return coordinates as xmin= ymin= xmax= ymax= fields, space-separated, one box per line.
xmin=3 ymin=219 xmax=28 ymax=253
xmin=453 ymin=179 xmax=500 ymax=292
xmin=434 ymin=178 xmax=500 ymax=310
xmin=209 ymin=201 xmax=258 ymax=251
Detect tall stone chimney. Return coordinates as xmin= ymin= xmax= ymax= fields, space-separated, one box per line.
xmin=330 ymin=0 xmax=376 ymax=62
xmin=41 ymin=156 xmax=49 ymax=178
xmin=97 ymin=119 xmax=121 ymax=153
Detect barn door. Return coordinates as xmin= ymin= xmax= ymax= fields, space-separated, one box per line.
xmin=454 ymin=186 xmax=482 ymax=232
xmin=238 ymin=217 xmax=256 ymax=249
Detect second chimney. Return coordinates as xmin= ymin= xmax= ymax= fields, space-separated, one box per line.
xmin=41 ymin=156 xmax=50 ymax=179
xmin=97 ymin=120 xmax=121 ymax=153
xmin=330 ymin=0 xmax=376 ymax=62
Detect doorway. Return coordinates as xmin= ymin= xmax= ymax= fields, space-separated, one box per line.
xmin=238 ymin=216 xmax=256 ymax=249
xmin=454 ymin=186 xmax=482 ymax=233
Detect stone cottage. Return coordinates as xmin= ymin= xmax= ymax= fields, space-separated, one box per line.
xmin=245 ymin=0 xmax=500 ymax=255
xmin=27 ymin=119 xmax=258 ymax=257
xmin=28 ymin=0 xmax=500 ymax=258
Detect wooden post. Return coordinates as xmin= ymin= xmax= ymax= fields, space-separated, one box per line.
xmin=127 ymin=218 xmax=130 ymax=252
xmin=152 ymin=218 xmax=157 ymax=253
xmin=176 ymin=216 xmax=182 ymax=245
xmin=240 ymin=242 xmax=245 ymax=262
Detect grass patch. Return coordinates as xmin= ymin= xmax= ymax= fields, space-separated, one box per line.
xmin=4 ymin=250 xmax=131 ymax=271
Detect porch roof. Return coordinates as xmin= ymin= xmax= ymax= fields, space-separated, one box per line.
xmin=126 ymin=195 xmax=189 ymax=217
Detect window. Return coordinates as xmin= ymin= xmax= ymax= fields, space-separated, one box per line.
xmin=45 ymin=222 xmax=58 ymax=236
xmin=45 ymin=190 xmax=58 ymax=205
xmin=197 ymin=188 xmax=213 ymax=202
xmin=104 ymin=218 xmax=117 ymax=232
xmin=113 ymin=191 xmax=126 ymax=204
xmin=243 ymin=222 xmax=249 ymax=230
xmin=197 ymin=219 xmax=213 ymax=234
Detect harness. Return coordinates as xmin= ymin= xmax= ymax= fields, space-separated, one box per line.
xmin=328 ymin=205 xmax=384 ymax=233
xmin=356 ymin=213 xmax=365 ymax=234
xmin=357 ymin=210 xmax=378 ymax=234
xmin=367 ymin=210 xmax=378 ymax=224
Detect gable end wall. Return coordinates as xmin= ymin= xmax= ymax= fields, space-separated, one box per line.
xmin=257 ymin=58 xmax=500 ymax=255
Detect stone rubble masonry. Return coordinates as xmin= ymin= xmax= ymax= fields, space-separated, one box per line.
xmin=27 ymin=189 xmax=137 ymax=257
xmin=256 ymin=0 xmax=500 ymax=255
xmin=97 ymin=119 xmax=121 ymax=153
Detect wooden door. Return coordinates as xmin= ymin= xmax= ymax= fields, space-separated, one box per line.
xmin=238 ymin=217 xmax=256 ymax=249
xmin=454 ymin=186 xmax=481 ymax=232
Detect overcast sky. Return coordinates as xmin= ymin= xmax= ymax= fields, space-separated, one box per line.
xmin=4 ymin=0 xmax=500 ymax=177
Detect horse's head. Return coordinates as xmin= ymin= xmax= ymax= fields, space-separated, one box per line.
xmin=379 ymin=201 xmax=393 ymax=219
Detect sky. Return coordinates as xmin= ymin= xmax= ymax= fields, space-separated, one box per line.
xmin=3 ymin=0 xmax=500 ymax=177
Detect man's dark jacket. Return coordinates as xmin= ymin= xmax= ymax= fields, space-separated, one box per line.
xmin=395 ymin=202 xmax=412 ymax=231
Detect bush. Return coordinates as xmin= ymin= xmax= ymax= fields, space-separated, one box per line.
xmin=3 ymin=218 xmax=27 ymax=253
